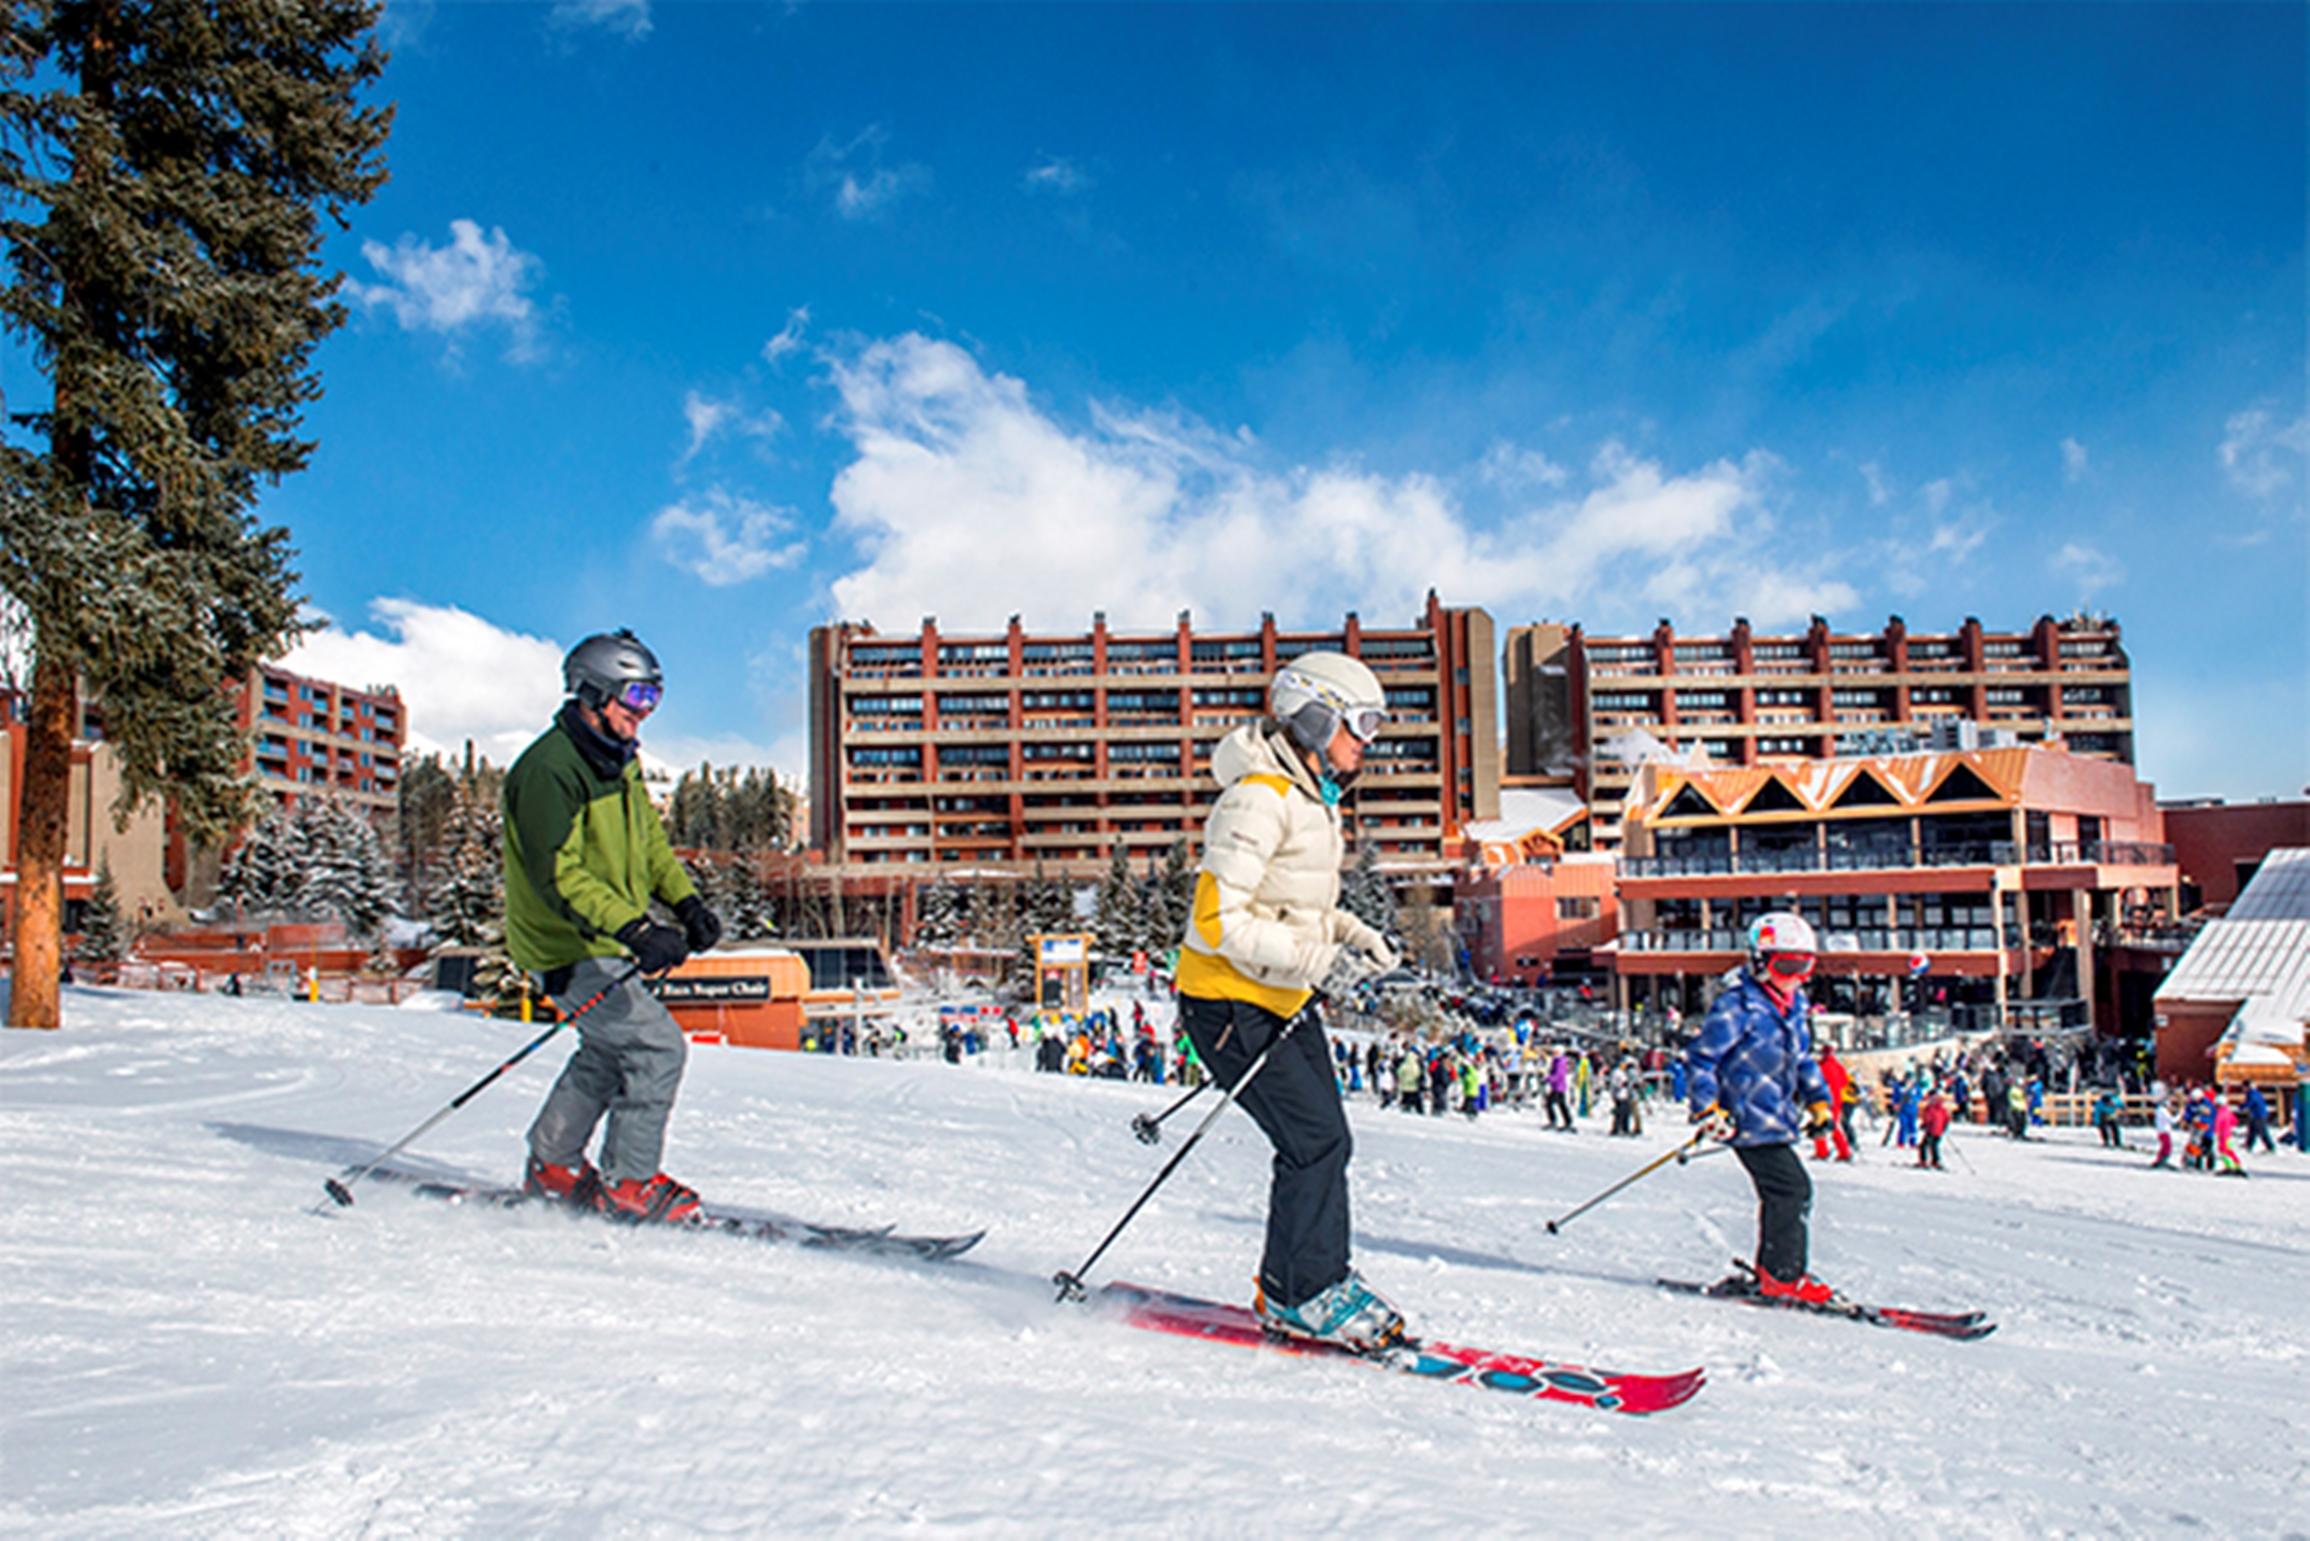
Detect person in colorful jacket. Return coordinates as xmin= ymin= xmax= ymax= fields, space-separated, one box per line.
xmin=1813 ymin=1045 xmax=1855 ymax=1162
xmin=1683 ymin=911 xmax=1840 ymax=1304
xmin=503 ymin=629 xmax=721 ymax=1224
xmin=1174 ymin=652 xmax=1401 ymax=1350
xmin=1917 ymin=1090 xmax=1952 ymax=1170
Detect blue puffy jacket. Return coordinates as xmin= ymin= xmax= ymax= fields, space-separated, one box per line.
xmin=1684 ymin=972 xmax=1832 ymax=1148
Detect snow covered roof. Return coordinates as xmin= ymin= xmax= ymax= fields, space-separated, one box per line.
xmin=2156 ymin=849 xmax=2310 ymax=1055
xmin=1464 ymin=787 xmax=1587 ymax=844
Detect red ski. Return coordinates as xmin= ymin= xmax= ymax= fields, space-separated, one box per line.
xmin=1097 ymin=1282 xmax=1705 ymax=1416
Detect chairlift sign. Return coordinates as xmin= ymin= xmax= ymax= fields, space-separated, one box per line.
xmin=652 ymin=975 xmax=771 ymax=1005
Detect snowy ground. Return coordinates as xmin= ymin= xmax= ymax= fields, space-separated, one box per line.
xmin=4 ymin=988 xmax=2305 ymax=1539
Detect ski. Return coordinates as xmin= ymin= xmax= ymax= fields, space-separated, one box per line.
xmin=1657 ymin=1262 xmax=1994 ymax=1340
xmin=1095 ymin=1281 xmax=1706 ymax=1416
xmin=352 ymin=1166 xmax=984 ymax=1261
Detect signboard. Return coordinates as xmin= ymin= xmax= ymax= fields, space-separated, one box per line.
xmin=1038 ymin=935 xmax=1088 ymax=966
xmin=652 ymin=975 xmax=772 ymax=1006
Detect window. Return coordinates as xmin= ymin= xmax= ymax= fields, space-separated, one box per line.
xmin=937 ymin=744 xmax=1010 ymax=765
xmin=1109 ymin=742 xmax=1180 ymax=762
xmin=849 ymin=746 xmax=922 ymax=767
xmin=851 ymin=695 xmax=923 ymax=714
xmin=1021 ymin=691 xmax=1093 ymax=710
xmin=1557 ymin=896 xmax=1600 ymax=920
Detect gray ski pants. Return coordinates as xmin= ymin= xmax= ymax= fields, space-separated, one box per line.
xmin=526 ymin=958 xmax=688 ymax=1183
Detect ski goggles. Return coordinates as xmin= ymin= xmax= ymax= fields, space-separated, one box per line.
xmin=1341 ymin=704 xmax=1387 ymax=744
xmin=1765 ymin=953 xmax=1817 ymax=980
xmin=615 ymin=680 xmax=663 ymax=713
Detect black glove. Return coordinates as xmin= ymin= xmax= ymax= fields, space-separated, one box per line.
xmin=674 ymin=894 xmax=723 ymax=954
xmin=1803 ymin=1100 xmax=1837 ymax=1138
xmin=616 ymin=916 xmax=689 ymax=974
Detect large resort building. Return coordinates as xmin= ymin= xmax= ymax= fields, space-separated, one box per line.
xmin=807 ymin=594 xmax=1499 ymax=876
xmin=1504 ymin=613 xmax=2134 ymax=846
xmin=1611 ymin=742 xmax=2179 ymax=1037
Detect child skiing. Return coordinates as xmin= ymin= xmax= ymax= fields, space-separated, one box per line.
xmin=1682 ymin=912 xmax=1841 ymax=1304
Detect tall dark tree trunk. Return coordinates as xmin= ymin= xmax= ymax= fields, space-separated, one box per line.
xmin=10 ymin=652 xmax=76 ymax=1028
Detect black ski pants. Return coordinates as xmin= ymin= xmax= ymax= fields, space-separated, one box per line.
xmin=1734 ymin=1142 xmax=1814 ymax=1283
xmin=1178 ymin=993 xmax=1350 ymax=1310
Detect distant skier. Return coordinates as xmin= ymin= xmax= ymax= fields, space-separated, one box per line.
xmin=1813 ymin=1045 xmax=1855 ymax=1162
xmin=1683 ymin=912 xmax=1841 ymax=1304
xmin=1173 ymin=652 xmax=1402 ymax=1350
xmin=1917 ymin=1090 xmax=1951 ymax=1170
xmin=1544 ymin=1049 xmax=1575 ymax=1130
xmin=2241 ymin=1084 xmax=2275 ymax=1154
xmin=2150 ymin=1095 xmax=2178 ymax=1169
xmin=503 ymin=629 xmax=721 ymax=1224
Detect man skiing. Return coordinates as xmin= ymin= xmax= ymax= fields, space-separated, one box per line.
xmin=1683 ymin=911 xmax=1841 ymax=1304
xmin=1175 ymin=651 xmax=1403 ymax=1350
xmin=503 ymin=629 xmax=722 ymax=1224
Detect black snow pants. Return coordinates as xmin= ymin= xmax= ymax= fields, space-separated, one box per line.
xmin=1734 ymin=1142 xmax=1814 ymax=1283
xmin=1178 ymin=993 xmax=1350 ymax=1310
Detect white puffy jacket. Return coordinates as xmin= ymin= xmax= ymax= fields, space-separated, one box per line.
xmin=1175 ymin=722 xmax=1387 ymax=1017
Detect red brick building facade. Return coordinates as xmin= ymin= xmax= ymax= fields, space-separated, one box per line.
xmin=807 ymin=594 xmax=1499 ymax=876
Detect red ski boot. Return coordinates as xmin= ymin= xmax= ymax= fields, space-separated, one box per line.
xmin=524 ymin=1155 xmax=601 ymax=1207
xmin=595 ymin=1172 xmax=705 ymax=1225
xmin=1755 ymin=1266 xmax=1839 ymax=1306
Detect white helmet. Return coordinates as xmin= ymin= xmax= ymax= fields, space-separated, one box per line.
xmin=1271 ymin=651 xmax=1386 ymax=755
xmin=1746 ymin=911 xmax=1819 ymax=979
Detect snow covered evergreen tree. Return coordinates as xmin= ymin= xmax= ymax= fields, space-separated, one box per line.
xmin=295 ymin=796 xmax=394 ymax=942
xmin=1094 ymin=846 xmax=1140 ymax=955
xmin=219 ymin=805 xmax=303 ymax=917
xmin=77 ymin=856 xmax=128 ymax=963
xmin=914 ymin=880 xmax=961 ymax=949
xmin=1341 ymin=843 xmax=1398 ymax=939
xmin=427 ymin=786 xmax=503 ymax=950
xmin=0 ymin=0 xmax=392 ymax=1028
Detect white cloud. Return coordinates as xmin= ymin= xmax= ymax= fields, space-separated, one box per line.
xmin=762 ymin=306 xmax=811 ymax=365
xmin=348 ymin=220 xmax=543 ymax=360
xmin=650 ymin=490 xmax=803 ymax=587
xmin=551 ymin=0 xmax=650 ymax=39
xmin=1476 ymin=440 xmax=1570 ymax=491
xmin=1023 ymin=157 xmax=1091 ymax=195
xmin=1920 ymin=477 xmax=1955 ymax=518
xmin=806 ymin=127 xmax=930 ymax=220
xmin=679 ymin=390 xmax=783 ymax=463
xmin=1858 ymin=460 xmax=1892 ymax=507
xmin=2061 ymin=437 xmax=2089 ymax=484
xmin=281 ymin=599 xmax=565 ymax=767
xmin=2051 ymin=540 xmax=2124 ymax=598
xmin=819 ymin=333 xmax=1844 ymax=633
xmin=1928 ymin=521 xmax=1989 ymax=563
xmin=2219 ymin=406 xmax=2309 ymax=501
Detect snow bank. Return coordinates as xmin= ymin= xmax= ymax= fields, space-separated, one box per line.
xmin=3 ymin=986 xmax=2304 ymax=1536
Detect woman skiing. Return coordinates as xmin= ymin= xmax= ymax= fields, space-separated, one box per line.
xmin=1174 ymin=652 xmax=1402 ymax=1350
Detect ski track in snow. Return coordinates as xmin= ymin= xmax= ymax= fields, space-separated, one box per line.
xmin=3 ymin=988 xmax=2305 ymax=1538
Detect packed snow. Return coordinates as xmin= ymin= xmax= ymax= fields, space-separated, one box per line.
xmin=4 ymin=987 xmax=2304 ymax=1537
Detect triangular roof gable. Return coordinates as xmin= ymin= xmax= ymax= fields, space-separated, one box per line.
xmin=1738 ymin=775 xmax=1809 ymax=815
xmin=1660 ymin=783 xmax=1720 ymax=820
xmin=1926 ymin=761 xmax=2006 ymax=805
xmin=1829 ymin=768 xmax=1903 ymax=810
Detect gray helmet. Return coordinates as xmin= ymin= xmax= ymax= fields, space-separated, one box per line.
xmin=564 ymin=628 xmax=664 ymax=709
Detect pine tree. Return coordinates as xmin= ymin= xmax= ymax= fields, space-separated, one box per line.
xmin=1094 ymin=845 xmax=1140 ymax=955
xmin=1152 ymin=838 xmax=1196 ymax=961
xmin=427 ymin=785 xmax=503 ymax=950
xmin=219 ymin=804 xmax=303 ymax=917
xmin=296 ymin=795 xmax=393 ymax=941
xmin=394 ymin=754 xmax=457 ymax=916
xmin=1 ymin=0 xmax=392 ymax=1028
xmin=77 ymin=855 xmax=128 ymax=963
xmin=1342 ymin=843 xmax=1398 ymax=939
xmin=914 ymin=879 xmax=961 ymax=949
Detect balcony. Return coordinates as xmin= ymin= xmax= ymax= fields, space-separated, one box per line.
xmin=1623 ymin=837 xmax=2172 ymax=879
xmin=1620 ymin=926 xmax=2004 ymax=954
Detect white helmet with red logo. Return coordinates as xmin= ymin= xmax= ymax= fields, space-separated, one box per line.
xmin=1746 ymin=911 xmax=1819 ymax=979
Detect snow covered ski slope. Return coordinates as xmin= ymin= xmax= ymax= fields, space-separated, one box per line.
xmin=4 ymin=987 xmax=2304 ymax=1535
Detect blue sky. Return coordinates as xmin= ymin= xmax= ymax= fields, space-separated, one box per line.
xmin=35 ymin=3 xmax=2310 ymax=797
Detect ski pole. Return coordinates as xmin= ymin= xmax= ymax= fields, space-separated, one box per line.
xmin=1055 ymin=1011 xmax=1306 ymax=1303
xmin=320 ymin=963 xmax=643 ymax=1209
xmin=1544 ymin=1130 xmax=1710 ymax=1236
xmin=1130 ymin=1079 xmax=1210 ymax=1145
